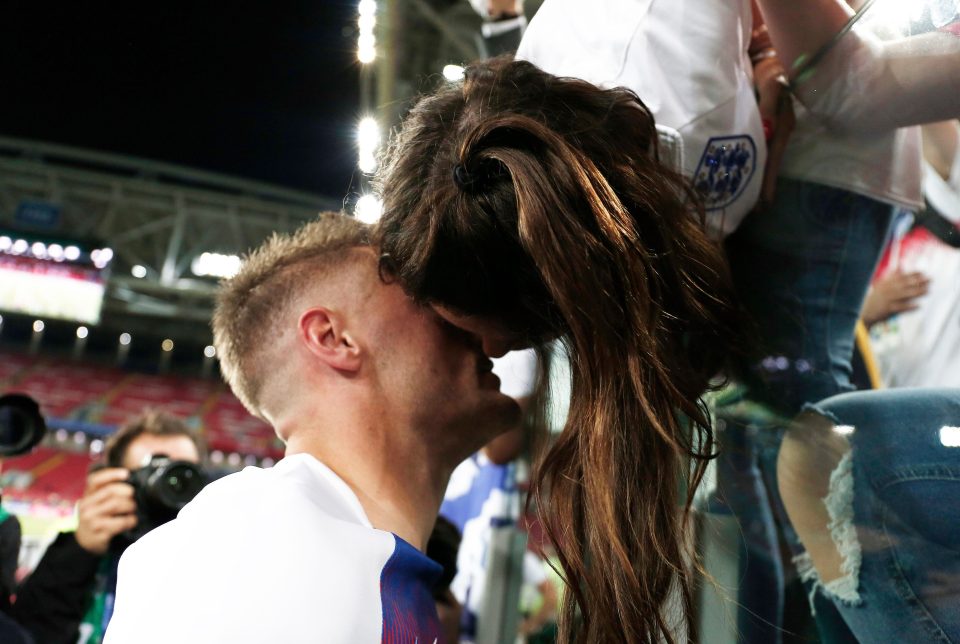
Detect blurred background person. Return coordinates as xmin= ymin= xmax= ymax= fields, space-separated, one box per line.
xmin=427 ymin=515 xmax=464 ymax=644
xmin=864 ymin=120 xmax=960 ymax=388
xmin=10 ymin=411 xmax=205 ymax=644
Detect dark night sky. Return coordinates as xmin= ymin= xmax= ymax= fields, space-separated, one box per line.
xmin=0 ymin=1 xmax=362 ymax=199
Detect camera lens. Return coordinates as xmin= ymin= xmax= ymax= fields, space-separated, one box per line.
xmin=0 ymin=394 xmax=47 ymax=457
xmin=166 ymin=469 xmax=194 ymax=494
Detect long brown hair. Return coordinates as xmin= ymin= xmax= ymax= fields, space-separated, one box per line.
xmin=375 ymin=57 xmax=738 ymax=643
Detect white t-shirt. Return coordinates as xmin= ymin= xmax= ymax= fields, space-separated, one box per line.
xmin=780 ymin=22 xmax=925 ymax=210
xmin=103 ymin=454 xmax=442 ymax=644
xmin=517 ymin=0 xmax=766 ymax=236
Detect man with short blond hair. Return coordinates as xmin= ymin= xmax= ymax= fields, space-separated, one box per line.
xmin=212 ymin=211 xmax=370 ymax=415
xmin=105 ymin=212 xmax=521 ymax=644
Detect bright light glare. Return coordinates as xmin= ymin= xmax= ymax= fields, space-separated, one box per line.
xmin=358 ymin=33 xmax=375 ymax=51
xmin=358 ymin=0 xmax=377 ymax=17
xmin=863 ymin=0 xmax=929 ymax=35
xmin=358 ymin=13 xmax=375 ymax=31
xmin=161 ymin=339 xmax=174 ymax=352
xmin=32 ymin=320 xmax=45 ymax=333
xmin=48 ymin=244 xmax=64 ymax=260
xmin=204 ymin=345 xmax=216 ymax=358
xmin=131 ymin=264 xmax=147 ymax=278
xmin=119 ymin=332 xmax=132 ymax=346
xmin=12 ymin=239 xmax=28 ymax=255
xmin=99 ymin=248 xmax=114 ymax=263
xmin=358 ymin=117 xmax=380 ymax=173
xmin=357 ymin=117 xmax=380 ymax=150
xmin=355 ymin=194 xmax=383 ymax=224
xmin=833 ymin=424 xmax=856 ymax=436
xmin=0 ymin=236 xmax=11 ymax=251
xmin=31 ymin=242 xmax=47 ymax=258
xmin=76 ymin=326 xmax=88 ymax=339
xmin=64 ymin=245 xmax=81 ymax=261
xmin=941 ymin=426 xmax=960 ymax=447
xmin=443 ymin=64 xmax=465 ymax=81
xmin=191 ymin=252 xmax=242 ymax=278
xmin=358 ymin=152 xmax=377 ymax=174
xmin=358 ymin=46 xmax=376 ymax=64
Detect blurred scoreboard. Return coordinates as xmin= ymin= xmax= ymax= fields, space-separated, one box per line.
xmin=0 ymin=229 xmax=110 ymax=325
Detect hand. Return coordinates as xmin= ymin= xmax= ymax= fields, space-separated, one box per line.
xmin=754 ymin=56 xmax=796 ymax=207
xmin=487 ymin=0 xmax=521 ymax=18
xmin=75 ymin=468 xmax=138 ymax=555
xmin=861 ymin=270 xmax=930 ymax=327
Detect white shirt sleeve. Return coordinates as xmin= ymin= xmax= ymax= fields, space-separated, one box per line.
xmin=794 ymin=28 xmax=960 ymax=135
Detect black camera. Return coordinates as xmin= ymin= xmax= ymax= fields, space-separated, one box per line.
xmin=0 ymin=394 xmax=47 ymax=457
xmin=120 ymin=455 xmax=208 ymax=545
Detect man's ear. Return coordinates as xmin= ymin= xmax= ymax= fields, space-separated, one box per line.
xmin=298 ymin=307 xmax=362 ymax=373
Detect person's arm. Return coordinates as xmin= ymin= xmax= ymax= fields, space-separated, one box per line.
xmin=758 ymin=0 xmax=960 ymax=133
xmin=754 ymin=0 xmax=854 ymax=78
xmin=10 ymin=532 xmax=102 ymax=644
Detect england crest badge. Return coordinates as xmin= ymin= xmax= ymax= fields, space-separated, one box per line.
xmin=693 ymin=135 xmax=757 ymax=211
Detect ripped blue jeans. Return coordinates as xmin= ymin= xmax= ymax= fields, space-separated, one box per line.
xmin=717 ymin=178 xmax=894 ymax=642
xmin=789 ymin=388 xmax=960 ymax=643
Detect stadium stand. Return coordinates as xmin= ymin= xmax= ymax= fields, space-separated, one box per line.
xmin=0 ymin=348 xmax=283 ymax=506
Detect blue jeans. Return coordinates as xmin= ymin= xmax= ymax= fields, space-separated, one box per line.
xmin=794 ymin=389 xmax=960 ymax=643
xmin=717 ymin=178 xmax=894 ymax=642
xmin=725 ymin=178 xmax=895 ymax=415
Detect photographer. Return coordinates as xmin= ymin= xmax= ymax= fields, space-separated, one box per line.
xmin=11 ymin=411 xmax=205 ymax=644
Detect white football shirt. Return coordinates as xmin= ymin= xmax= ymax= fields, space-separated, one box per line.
xmin=103 ymin=454 xmax=442 ymax=644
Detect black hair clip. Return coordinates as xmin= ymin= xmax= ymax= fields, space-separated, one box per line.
xmin=453 ymin=163 xmax=482 ymax=193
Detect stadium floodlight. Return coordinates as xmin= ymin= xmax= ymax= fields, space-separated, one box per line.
xmin=12 ymin=239 xmax=28 ymax=255
xmin=32 ymin=320 xmax=45 ymax=333
xmin=99 ymin=248 xmax=114 ymax=263
xmin=942 ymin=426 xmax=960 ymax=448
xmin=358 ymin=0 xmax=376 ymax=18
xmin=443 ymin=64 xmax=465 ymax=82
xmin=64 ymin=245 xmax=81 ymax=261
xmin=0 ymin=236 xmax=11 ymax=251
xmin=358 ymin=33 xmax=376 ymax=53
xmin=204 ymin=345 xmax=217 ymax=358
xmin=358 ymin=152 xmax=377 ymax=174
xmin=131 ymin=264 xmax=147 ymax=278
xmin=357 ymin=0 xmax=376 ymax=63
xmin=358 ymin=13 xmax=375 ymax=31
xmin=358 ymin=117 xmax=380 ymax=173
xmin=358 ymin=45 xmax=376 ymax=64
xmin=161 ymin=339 xmax=174 ymax=352
xmin=357 ymin=117 xmax=380 ymax=150
xmin=191 ymin=252 xmax=242 ymax=278
xmin=355 ymin=194 xmax=383 ymax=224
xmin=48 ymin=244 xmax=64 ymax=261
xmin=119 ymin=332 xmax=132 ymax=346
xmin=76 ymin=326 xmax=89 ymax=339
xmin=30 ymin=242 xmax=47 ymax=259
